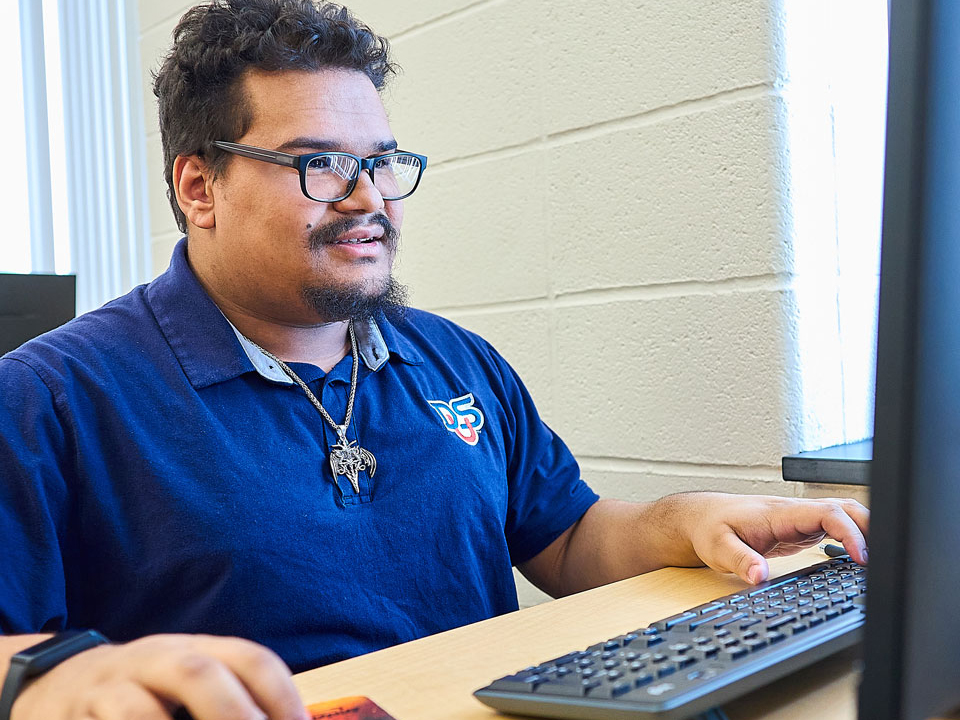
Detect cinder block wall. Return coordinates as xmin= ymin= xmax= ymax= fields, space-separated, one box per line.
xmin=138 ymin=1 xmax=869 ymax=608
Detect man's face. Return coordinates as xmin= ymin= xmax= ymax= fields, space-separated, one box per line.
xmin=204 ymin=69 xmax=406 ymax=325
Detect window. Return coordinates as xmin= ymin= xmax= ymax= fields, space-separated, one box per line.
xmin=783 ymin=1 xmax=889 ymax=448
xmin=2 ymin=0 xmax=70 ymax=275
xmin=4 ymin=0 xmax=150 ymax=313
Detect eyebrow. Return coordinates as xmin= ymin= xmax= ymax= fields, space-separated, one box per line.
xmin=276 ymin=137 xmax=399 ymax=155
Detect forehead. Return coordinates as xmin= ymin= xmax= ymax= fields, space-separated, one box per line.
xmin=239 ymin=69 xmax=392 ymax=152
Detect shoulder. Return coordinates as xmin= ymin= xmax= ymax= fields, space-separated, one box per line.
xmin=386 ymin=308 xmax=500 ymax=358
xmin=2 ymin=284 xmax=157 ymax=385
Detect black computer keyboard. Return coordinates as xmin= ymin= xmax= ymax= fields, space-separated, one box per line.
xmin=475 ymin=556 xmax=865 ymax=720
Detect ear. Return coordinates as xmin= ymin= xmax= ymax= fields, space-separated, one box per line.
xmin=173 ymin=155 xmax=216 ymax=230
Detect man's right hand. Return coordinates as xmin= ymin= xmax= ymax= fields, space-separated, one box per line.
xmin=10 ymin=634 xmax=309 ymax=720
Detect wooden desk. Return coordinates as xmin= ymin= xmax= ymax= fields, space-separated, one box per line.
xmin=293 ymin=547 xmax=863 ymax=720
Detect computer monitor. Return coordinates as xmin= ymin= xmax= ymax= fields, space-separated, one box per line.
xmin=0 ymin=273 xmax=76 ymax=355
xmin=857 ymin=0 xmax=960 ymax=718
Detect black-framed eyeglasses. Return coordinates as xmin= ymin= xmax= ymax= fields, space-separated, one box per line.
xmin=212 ymin=141 xmax=428 ymax=202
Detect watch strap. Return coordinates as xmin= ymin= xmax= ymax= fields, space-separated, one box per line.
xmin=0 ymin=630 xmax=108 ymax=720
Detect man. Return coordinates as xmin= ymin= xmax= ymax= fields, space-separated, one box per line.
xmin=0 ymin=1 xmax=869 ymax=719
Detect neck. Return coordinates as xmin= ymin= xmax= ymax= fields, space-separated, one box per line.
xmin=193 ymin=276 xmax=351 ymax=375
xmin=226 ymin=307 xmax=352 ymax=373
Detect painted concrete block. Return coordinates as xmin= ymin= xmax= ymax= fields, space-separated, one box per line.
xmin=137 ymin=1 xmax=191 ymax=37
xmin=344 ymin=0 xmax=480 ymax=38
xmin=551 ymin=291 xmax=799 ymax=466
xmin=385 ymin=2 xmax=545 ymax=164
xmin=395 ymin=150 xmax=550 ymax=308
xmin=548 ymin=94 xmax=789 ymax=294
xmin=542 ymin=0 xmax=779 ymax=134
xmin=440 ymin=308 xmax=554 ymax=419
xmin=583 ymin=470 xmax=796 ymax=504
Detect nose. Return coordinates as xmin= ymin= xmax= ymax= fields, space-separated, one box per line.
xmin=333 ymin=169 xmax=385 ymax=214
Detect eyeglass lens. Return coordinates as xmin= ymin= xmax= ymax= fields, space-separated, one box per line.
xmin=305 ymin=154 xmax=422 ymax=201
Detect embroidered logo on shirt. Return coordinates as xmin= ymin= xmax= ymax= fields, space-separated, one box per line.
xmin=428 ymin=393 xmax=485 ymax=446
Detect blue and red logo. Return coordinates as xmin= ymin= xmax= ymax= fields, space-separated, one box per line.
xmin=428 ymin=393 xmax=485 ymax=446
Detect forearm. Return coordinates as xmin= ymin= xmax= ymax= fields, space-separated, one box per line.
xmin=543 ymin=495 xmax=705 ymax=597
xmin=528 ymin=491 xmax=870 ymax=597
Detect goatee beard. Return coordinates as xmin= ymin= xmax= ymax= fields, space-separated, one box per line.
xmin=301 ymin=213 xmax=409 ymax=323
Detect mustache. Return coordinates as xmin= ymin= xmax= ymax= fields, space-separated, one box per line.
xmin=306 ymin=214 xmax=399 ymax=253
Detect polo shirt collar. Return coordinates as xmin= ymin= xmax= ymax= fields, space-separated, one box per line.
xmin=146 ymin=238 xmax=421 ymax=390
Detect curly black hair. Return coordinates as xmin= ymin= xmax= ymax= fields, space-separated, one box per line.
xmin=152 ymin=0 xmax=397 ymax=233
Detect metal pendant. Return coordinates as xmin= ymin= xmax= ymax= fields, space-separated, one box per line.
xmin=329 ymin=431 xmax=377 ymax=494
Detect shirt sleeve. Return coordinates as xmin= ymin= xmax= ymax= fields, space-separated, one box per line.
xmin=0 ymin=356 xmax=71 ymax=634
xmin=486 ymin=347 xmax=600 ymax=566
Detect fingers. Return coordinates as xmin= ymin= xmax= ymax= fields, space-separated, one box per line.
xmin=132 ymin=646 xmax=267 ymax=720
xmin=83 ymin=681 xmax=171 ymax=720
xmin=700 ymin=529 xmax=771 ymax=585
xmin=197 ymin=637 xmax=307 ymax=720
xmin=16 ymin=635 xmax=307 ymax=720
xmin=794 ymin=500 xmax=869 ymax=565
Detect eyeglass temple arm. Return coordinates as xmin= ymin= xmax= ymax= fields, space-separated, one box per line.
xmin=212 ymin=141 xmax=299 ymax=168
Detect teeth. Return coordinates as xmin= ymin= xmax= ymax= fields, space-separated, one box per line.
xmin=339 ymin=237 xmax=375 ymax=244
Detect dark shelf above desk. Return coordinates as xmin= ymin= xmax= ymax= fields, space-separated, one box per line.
xmin=782 ymin=439 xmax=872 ymax=486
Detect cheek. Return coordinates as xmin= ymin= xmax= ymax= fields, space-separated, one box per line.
xmin=385 ymin=200 xmax=405 ymax=231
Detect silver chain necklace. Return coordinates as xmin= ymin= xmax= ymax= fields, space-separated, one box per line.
xmin=247 ymin=321 xmax=376 ymax=494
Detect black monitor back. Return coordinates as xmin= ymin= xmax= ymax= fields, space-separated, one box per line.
xmin=0 ymin=273 xmax=76 ymax=356
xmin=858 ymin=0 xmax=960 ymax=718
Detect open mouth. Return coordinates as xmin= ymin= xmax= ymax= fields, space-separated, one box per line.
xmin=335 ymin=236 xmax=378 ymax=245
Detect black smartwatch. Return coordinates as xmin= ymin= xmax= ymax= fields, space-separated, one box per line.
xmin=0 ymin=630 xmax=109 ymax=720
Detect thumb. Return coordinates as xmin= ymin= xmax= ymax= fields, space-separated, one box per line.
xmin=703 ymin=531 xmax=770 ymax=585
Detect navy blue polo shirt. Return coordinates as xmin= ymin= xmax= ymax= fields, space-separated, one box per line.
xmin=0 ymin=239 xmax=598 ymax=671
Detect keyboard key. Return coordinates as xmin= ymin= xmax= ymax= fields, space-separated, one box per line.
xmin=634 ymin=673 xmax=655 ymax=687
xmin=657 ymin=665 xmax=677 ymax=678
xmin=490 ymin=674 xmax=543 ymax=692
xmin=767 ymin=614 xmax=798 ymax=630
xmin=720 ymin=646 xmax=749 ymax=661
xmin=581 ymin=679 xmax=602 ymax=693
xmin=532 ymin=675 xmax=580 ymax=694
xmin=653 ymin=612 xmax=697 ymax=631
xmin=693 ymin=602 xmax=727 ymax=615
xmin=715 ymin=612 xmax=749 ymax=629
xmin=689 ymin=609 xmax=734 ymax=630
xmin=743 ymin=638 xmax=768 ymax=652
xmin=694 ymin=644 xmax=720 ymax=659
xmin=611 ymin=681 xmax=633 ymax=698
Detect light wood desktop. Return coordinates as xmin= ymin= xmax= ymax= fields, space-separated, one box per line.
xmin=293 ymin=546 xmax=870 ymax=720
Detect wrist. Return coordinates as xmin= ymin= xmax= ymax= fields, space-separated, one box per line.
xmin=0 ymin=631 xmax=109 ymax=720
